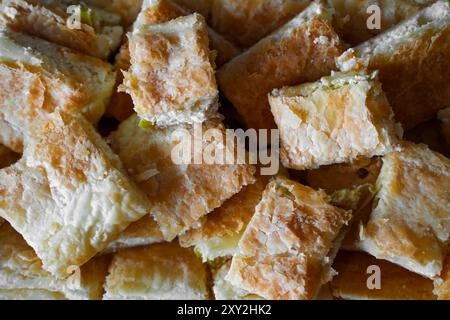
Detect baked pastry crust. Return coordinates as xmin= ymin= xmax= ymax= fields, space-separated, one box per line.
xmin=109 ymin=114 xmax=255 ymax=242
xmin=0 ymin=111 xmax=150 ymax=277
xmin=210 ymin=0 xmax=310 ymax=48
xmin=330 ymin=251 xmax=436 ymax=300
xmin=120 ymin=13 xmax=219 ymax=126
xmin=270 ymin=71 xmax=401 ymax=170
xmin=226 ymin=177 xmax=351 ymax=300
xmin=217 ymin=1 xmax=343 ymax=130
xmin=330 ymin=0 xmax=436 ymax=45
xmin=0 ymin=29 xmax=116 ymax=152
xmin=83 ymin=0 xmax=143 ymax=27
xmin=359 ymin=142 xmax=450 ymax=279
xmin=0 ymin=223 xmax=110 ymax=300
xmin=103 ymin=242 xmax=208 ymax=300
xmin=0 ymin=0 xmax=124 ymax=59
xmin=434 ymin=257 xmax=450 ymax=300
xmin=106 ymin=0 xmax=239 ymax=121
xmin=337 ymin=1 xmax=450 ymax=129
xmin=212 ymin=260 xmax=263 ymax=300
xmin=179 ymin=175 xmax=268 ymax=262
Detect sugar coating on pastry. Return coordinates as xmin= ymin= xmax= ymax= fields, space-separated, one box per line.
xmin=336 ymin=1 xmax=450 ymax=129
xmin=438 ymin=107 xmax=450 ymax=148
xmin=0 ymin=223 xmax=110 ymax=300
xmin=0 ymin=111 xmax=150 ymax=277
xmin=0 ymin=29 xmax=116 ymax=151
xmin=120 ymin=13 xmax=219 ymax=126
xmin=359 ymin=142 xmax=450 ymax=279
xmin=212 ymin=260 xmax=263 ymax=300
xmin=109 ymin=114 xmax=255 ymax=242
xmin=226 ymin=177 xmax=351 ymax=300
xmin=330 ymin=251 xmax=436 ymax=300
xmin=330 ymin=0 xmax=436 ymax=45
xmin=217 ymin=1 xmax=343 ymax=130
xmin=103 ymin=242 xmax=208 ymax=300
xmin=0 ymin=0 xmax=124 ymax=59
xmin=270 ymin=71 xmax=401 ymax=170
xmin=209 ymin=0 xmax=310 ymax=48
xmin=179 ymin=176 xmax=268 ymax=262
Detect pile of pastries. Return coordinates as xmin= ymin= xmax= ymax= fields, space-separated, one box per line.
xmin=0 ymin=0 xmax=449 ymax=300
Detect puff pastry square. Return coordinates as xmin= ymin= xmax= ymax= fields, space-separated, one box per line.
xmin=0 ymin=111 xmax=150 ymax=277
xmin=120 ymin=13 xmax=219 ymax=126
xmin=179 ymin=176 xmax=268 ymax=262
xmin=108 ymin=114 xmax=255 ymax=242
xmin=270 ymin=71 xmax=401 ymax=170
xmin=0 ymin=0 xmax=124 ymax=59
xmin=359 ymin=142 xmax=450 ymax=279
xmin=226 ymin=177 xmax=351 ymax=300
xmin=0 ymin=223 xmax=110 ymax=300
xmin=103 ymin=242 xmax=208 ymax=300
xmin=209 ymin=0 xmax=310 ymax=48
xmin=217 ymin=1 xmax=343 ymax=130
xmin=0 ymin=29 xmax=116 ymax=152
xmin=337 ymin=1 xmax=450 ymax=129
xmin=330 ymin=251 xmax=436 ymax=300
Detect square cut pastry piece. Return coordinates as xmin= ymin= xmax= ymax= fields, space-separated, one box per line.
xmin=103 ymin=242 xmax=208 ymax=300
xmin=330 ymin=251 xmax=436 ymax=300
xmin=120 ymin=13 xmax=219 ymax=127
xmin=226 ymin=177 xmax=352 ymax=300
xmin=0 ymin=223 xmax=110 ymax=300
xmin=0 ymin=111 xmax=150 ymax=277
xmin=359 ymin=142 xmax=450 ymax=279
xmin=108 ymin=114 xmax=255 ymax=244
xmin=0 ymin=0 xmax=124 ymax=59
xmin=0 ymin=29 xmax=116 ymax=152
xmin=106 ymin=0 xmax=239 ymax=122
xmin=337 ymin=0 xmax=450 ymax=129
xmin=179 ymin=175 xmax=268 ymax=262
xmin=217 ymin=0 xmax=343 ymax=130
xmin=270 ymin=71 xmax=401 ymax=170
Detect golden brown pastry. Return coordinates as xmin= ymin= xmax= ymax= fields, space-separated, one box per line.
xmin=217 ymin=1 xmax=343 ymax=130
xmin=0 ymin=222 xmax=110 ymax=300
xmin=359 ymin=142 xmax=450 ymax=279
xmin=329 ymin=0 xmax=437 ymax=45
xmin=331 ymin=251 xmax=436 ymax=300
xmin=103 ymin=242 xmax=208 ymax=300
xmin=0 ymin=29 xmax=116 ymax=152
xmin=108 ymin=114 xmax=255 ymax=243
xmin=209 ymin=0 xmax=311 ymax=48
xmin=83 ymin=0 xmax=144 ymax=27
xmin=0 ymin=0 xmax=124 ymax=59
xmin=337 ymin=1 xmax=450 ymax=129
xmin=270 ymin=71 xmax=401 ymax=170
xmin=0 ymin=111 xmax=150 ymax=277
xmin=226 ymin=177 xmax=351 ymax=300
xmin=120 ymin=13 xmax=219 ymax=126
xmin=306 ymin=157 xmax=382 ymax=194
xmin=434 ymin=257 xmax=450 ymax=300
xmin=179 ymin=175 xmax=268 ymax=262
